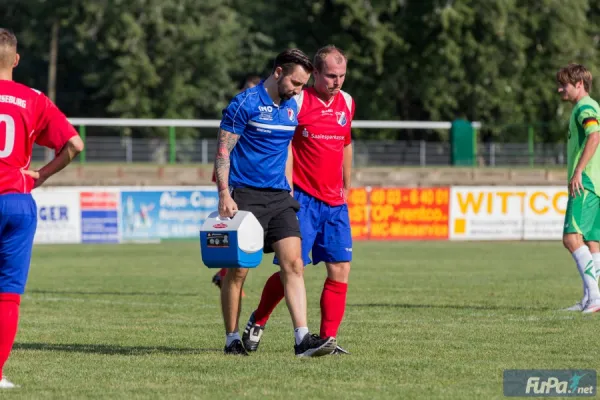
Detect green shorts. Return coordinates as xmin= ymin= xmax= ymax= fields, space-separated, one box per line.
xmin=564 ymin=189 xmax=600 ymax=241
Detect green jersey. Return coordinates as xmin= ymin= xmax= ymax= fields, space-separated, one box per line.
xmin=568 ymin=96 xmax=600 ymax=191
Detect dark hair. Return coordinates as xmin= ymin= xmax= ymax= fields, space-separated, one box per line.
xmin=314 ymin=45 xmax=347 ymax=73
xmin=272 ymin=48 xmax=314 ymax=76
xmin=557 ymin=63 xmax=593 ymax=92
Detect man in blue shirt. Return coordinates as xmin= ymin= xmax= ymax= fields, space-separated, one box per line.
xmin=215 ymin=49 xmax=336 ymax=357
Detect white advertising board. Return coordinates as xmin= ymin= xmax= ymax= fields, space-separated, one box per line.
xmin=449 ymin=186 xmax=567 ymax=240
xmin=32 ymin=190 xmax=81 ymax=243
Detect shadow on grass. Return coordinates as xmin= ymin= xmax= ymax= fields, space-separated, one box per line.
xmin=347 ymin=303 xmax=553 ymax=312
xmin=28 ymin=289 xmax=199 ymax=297
xmin=13 ymin=342 xmax=221 ymax=355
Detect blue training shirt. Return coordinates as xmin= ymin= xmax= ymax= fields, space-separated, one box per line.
xmin=219 ymin=81 xmax=298 ymax=191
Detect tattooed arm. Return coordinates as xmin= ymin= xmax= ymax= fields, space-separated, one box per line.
xmin=215 ymin=128 xmax=241 ymax=217
xmin=215 ymin=128 xmax=240 ymax=192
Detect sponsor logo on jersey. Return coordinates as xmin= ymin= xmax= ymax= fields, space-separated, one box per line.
xmin=258 ymin=105 xmax=274 ymax=121
xmin=336 ymin=111 xmax=347 ymax=127
xmin=288 ymin=108 xmax=295 ymax=121
xmin=213 ymin=223 xmax=228 ymax=229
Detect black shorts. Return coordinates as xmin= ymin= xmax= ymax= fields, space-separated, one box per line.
xmin=232 ymin=187 xmax=301 ymax=253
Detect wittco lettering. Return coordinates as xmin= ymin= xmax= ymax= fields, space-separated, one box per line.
xmin=456 ymin=189 xmax=567 ymax=216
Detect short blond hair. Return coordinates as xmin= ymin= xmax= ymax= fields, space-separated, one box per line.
xmin=556 ymin=63 xmax=593 ymax=92
xmin=0 ymin=28 xmax=17 ymax=69
xmin=313 ymin=45 xmax=347 ymax=73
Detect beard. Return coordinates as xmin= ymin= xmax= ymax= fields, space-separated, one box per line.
xmin=277 ymin=77 xmax=294 ymax=100
xmin=279 ymin=89 xmax=293 ymax=100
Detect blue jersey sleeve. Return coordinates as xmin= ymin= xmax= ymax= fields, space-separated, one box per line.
xmin=220 ymin=92 xmax=251 ymax=136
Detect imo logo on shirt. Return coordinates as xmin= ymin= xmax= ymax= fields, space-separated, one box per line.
xmin=503 ymin=370 xmax=596 ymax=397
xmin=258 ymin=105 xmax=274 ymax=121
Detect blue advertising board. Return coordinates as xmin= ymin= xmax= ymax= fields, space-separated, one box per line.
xmin=121 ymin=189 xmax=218 ymax=240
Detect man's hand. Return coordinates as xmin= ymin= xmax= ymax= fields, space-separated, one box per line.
xmin=570 ymin=168 xmax=584 ymax=197
xmin=218 ymin=190 xmax=238 ymax=218
xmin=343 ymin=187 xmax=349 ymax=202
xmin=21 ymin=136 xmax=84 ymax=190
xmin=569 ymin=132 xmax=599 ymax=197
xmin=22 ymin=169 xmax=48 ymax=189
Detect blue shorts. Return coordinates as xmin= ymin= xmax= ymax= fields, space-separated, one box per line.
xmin=0 ymin=194 xmax=37 ymax=294
xmin=275 ymin=187 xmax=352 ymax=266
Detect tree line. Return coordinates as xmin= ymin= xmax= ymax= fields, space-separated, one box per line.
xmin=4 ymin=0 xmax=600 ymax=142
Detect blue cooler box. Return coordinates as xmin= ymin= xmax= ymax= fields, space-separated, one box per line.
xmin=200 ymin=211 xmax=264 ymax=268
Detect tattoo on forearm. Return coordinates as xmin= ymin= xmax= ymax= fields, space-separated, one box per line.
xmin=214 ymin=129 xmax=240 ymax=191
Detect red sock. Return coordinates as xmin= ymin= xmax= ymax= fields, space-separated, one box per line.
xmin=320 ymin=278 xmax=348 ymax=338
xmin=218 ymin=268 xmax=227 ymax=278
xmin=254 ymin=272 xmax=285 ymax=326
xmin=0 ymin=294 xmax=20 ymax=379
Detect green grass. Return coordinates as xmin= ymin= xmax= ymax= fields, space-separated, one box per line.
xmin=2 ymin=241 xmax=599 ymax=399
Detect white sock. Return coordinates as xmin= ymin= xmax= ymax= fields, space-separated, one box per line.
xmin=294 ymin=327 xmax=309 ymax=345
xmin=592 ymin=253 xmax=600 ymax=282
xmin=572 ymin=246 xmax=600 ymax=300
xmin=225 ymin=332 xmax=240 ymax=347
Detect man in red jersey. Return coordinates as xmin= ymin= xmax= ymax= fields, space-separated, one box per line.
xmin=0 ymin=28 xmax=84 ymax=388
xmin=242 ymin=45 xmax=354 ymax=355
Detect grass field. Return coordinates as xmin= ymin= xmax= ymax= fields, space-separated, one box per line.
xmin=2 ymin=241 xmax=599 ymax=399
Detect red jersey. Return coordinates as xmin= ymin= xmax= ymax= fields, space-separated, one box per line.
xmin=0 ymin=80 xmax=78 ymax=194
xmin=292 ymin=87 xmax=355 ymax=206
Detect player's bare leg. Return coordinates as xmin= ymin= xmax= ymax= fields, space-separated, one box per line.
xmin=213 ymin=268 xmax=244 ymax=297
xmin=326 ymin=261 xmax=350 ymax=283
xmin=563 ymin=234 xmax=600 ymax=312
xmin=323 ymin=261 xmax=350 ymax=354
xmin=220 ymin=267 xmax=249 ymax=355
xmin=273 ymin=237 xmax=336 ymax=356
xmin=272 ymin=237 xmax=307 ymax=328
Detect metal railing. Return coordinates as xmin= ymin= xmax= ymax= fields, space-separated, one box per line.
xmin=38 ymin=118 xmax=566 ymax=167
xmin=60 ymin=118 xmax=482 ymax=164
xmin=33 ymin=136 xmax=565 ymax=167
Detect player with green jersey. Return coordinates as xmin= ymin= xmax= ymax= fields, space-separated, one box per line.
xmin=557 ymin=63 xmax=600 ymax=313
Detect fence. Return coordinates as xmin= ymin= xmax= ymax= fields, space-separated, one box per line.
xmin=32 ymin=118 xmax=567 ymax=167
xmin=36 ymin=137 xmax=563 ymax=167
